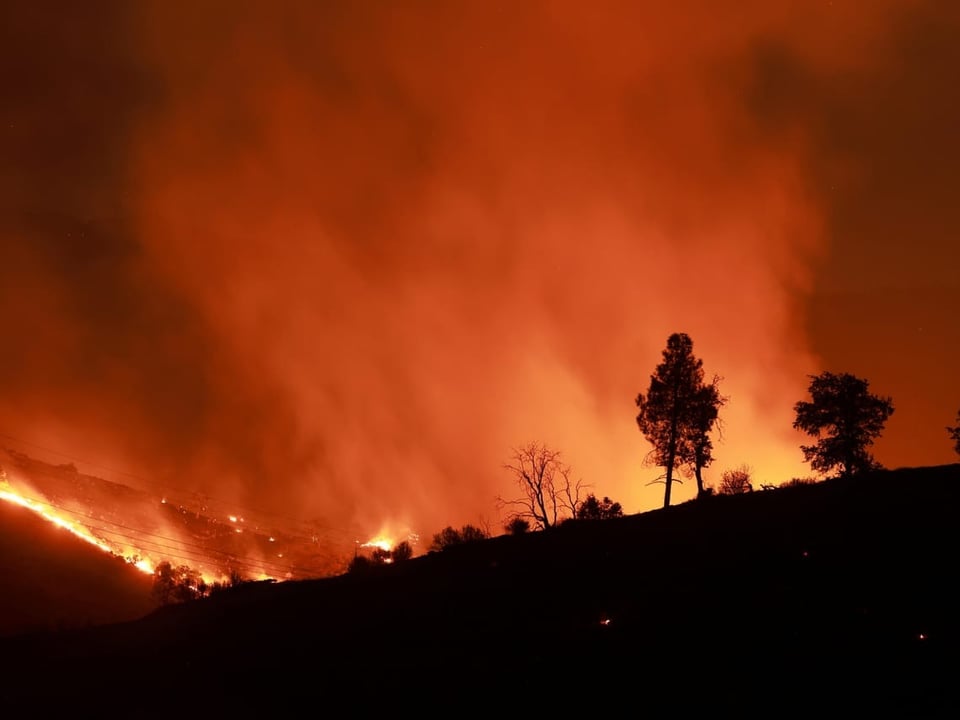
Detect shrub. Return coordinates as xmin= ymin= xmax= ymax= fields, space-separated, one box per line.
xmin=784 ymin=476 xmax=817 ymax=487
xmin=505 ymin=517 xmax=531 ymax=535
xmin=152 ymin=561 xmax=207 ymax=604
xmin=428 ymin=524 xmax=489 ymax=552
xmin=719 ymin=465 xmax=753 ymax=495
xmin=576 ymin=494 xmax=623 ymax=520
xmin=391 ymin=540 xmax=413 ymax=562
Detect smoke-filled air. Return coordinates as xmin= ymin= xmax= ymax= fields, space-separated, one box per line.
xmin=1 ymin=1 xmax=953 ymax=554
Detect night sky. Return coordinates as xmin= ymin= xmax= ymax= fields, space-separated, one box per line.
xmin=1 ymin=1 xmax=957 ymax=540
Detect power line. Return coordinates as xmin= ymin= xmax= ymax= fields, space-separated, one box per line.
xmin=0 ymin=432 xmax=367 ymax=542
xmin=0 ymin=486 xmax=349 ymax=578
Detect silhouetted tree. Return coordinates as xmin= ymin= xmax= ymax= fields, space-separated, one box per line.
xmin=948 ymin=409 xmax=960 ymax=457
xmin=428 ymin=524 xmax=489 ymax=552
xmin=684 ymin=376 xmax=727 ymax=497
xmin=460 ymin=525 xmax=488 ymax=543
xmin=498 ymin=442 xmax=586 ymax=529
xmin=391 ymin=540 xmax=413 ymax=562
xmin=505 ymin=517 xmax=530 ymax=535
xmin=575 ymin=493 xmax=623 ymax=520
xmin=636 ymin=333 xmax=723 ymax=507
xmin=718 ymin=465 xmax=753 ymax=495
xmin=793 ymin=371 xmax=894 ymax=478
xmin=582 ymin=494 xmax=622 ymax=519
xmin=152 ymin=561 xmax=207 ymax=605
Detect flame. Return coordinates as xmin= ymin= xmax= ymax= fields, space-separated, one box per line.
xmin=360 ymin=536 xmax=393 ymax=552
xmin=0 ymin=477 xmax=154 ymax=575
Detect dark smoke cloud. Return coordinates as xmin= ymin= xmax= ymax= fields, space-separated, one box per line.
xmin=2 ymin=1 xmax=954 ymax=545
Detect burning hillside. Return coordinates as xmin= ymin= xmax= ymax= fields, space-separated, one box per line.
xmin=0 ymin=448 xmax=368 ymax=584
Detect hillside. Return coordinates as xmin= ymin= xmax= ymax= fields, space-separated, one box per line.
xmin=1 ymin=464 xmax=958 ymax=716
xmin=0 ymin=498 xmax=157 ymax=637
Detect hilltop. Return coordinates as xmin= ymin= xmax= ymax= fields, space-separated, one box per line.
xmin=1 ymin=464 xmax=957 ymax=716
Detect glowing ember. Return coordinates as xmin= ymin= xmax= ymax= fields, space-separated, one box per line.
xmin=0 ymin=479 xmax=154 ymax=575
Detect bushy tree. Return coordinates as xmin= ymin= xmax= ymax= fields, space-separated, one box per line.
xmin=152 ymin=561 xmax=207 ymax=605
xmin=498 ymin=442 xmax=586 ymax=529
xmin=505 ymin=517 xmax=530 ymax=535
xmin=576 ymin=493 xmax=623 ymax=520
xmin=793 ymin=371 xmax=894 ymax=478
xmin=636 ymin=333 xmax=724 ymax=507
xmin=391 ymin=540 xmax=413 ymax=562
xmin=718 ymin=465 xmax=753 ymax=495
xmin=460 ymin=525 xmax=488 ymax=543
xmin=947 ymin=409 xmax=960 ymax=457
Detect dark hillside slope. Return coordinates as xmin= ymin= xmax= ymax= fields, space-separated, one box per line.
xmin=1 ymin=465 xmax=957 ymax=716
xmin=0 ymin=499 xmax=156 ymax=636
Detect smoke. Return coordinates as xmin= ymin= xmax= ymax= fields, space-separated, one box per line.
xmin=0 ymin=1 xmax=933 ymax=542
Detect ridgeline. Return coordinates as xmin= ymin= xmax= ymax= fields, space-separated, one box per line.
xmin=1 ymin=464 xmax=957 ymax=716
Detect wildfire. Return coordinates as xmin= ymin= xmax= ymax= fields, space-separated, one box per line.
xmin=0 ymin=476 xmax=154 ymax=575
xmin=360 ymin=536 xmax=393 ymax=552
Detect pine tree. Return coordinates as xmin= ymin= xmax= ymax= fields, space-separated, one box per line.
xmin=636 ymin=333 xmax=723 ymax=507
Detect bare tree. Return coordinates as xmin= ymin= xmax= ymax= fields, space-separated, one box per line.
xmin=498 ymin=442 xmax=586 ymax=530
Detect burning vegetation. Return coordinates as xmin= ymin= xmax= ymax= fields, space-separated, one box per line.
xmin=0 ymin=448 xmax=367 ymax=590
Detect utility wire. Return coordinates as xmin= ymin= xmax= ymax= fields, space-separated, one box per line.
xmin=0 ymin=432 xmax=366 ymax=542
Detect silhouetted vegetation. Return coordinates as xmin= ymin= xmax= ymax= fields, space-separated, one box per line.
xmin=718 ymin=465 xmax=753 ymax=495
xmin=208 ymin=568 xmax=249 ymax=595
xmin=783 ymin=477 xmax=817 ymax=487
xmin=152 ymin=561 xmax=208 ymax=605
xmin=347 ymin=554 xmax=375 ymax=574
xmin=575 ymin=493 xmax=623 ymax=519
xmin=505 ymin=517 xmax=530 ymax=535
xmin=684 ymin=376 xmax=727 ymax=497
xmin=347 ymin=540 xmax=414 ymax=573
xmin=3 ymin=464 xmax=959 ymax=718
xmin=793 ymin=371 xmax=895 ymax=477
xmin=636 ymin=333 xmax=724 ymax=506
xmin=948 ymin=409 xmax=960 ymax=457
xmin=498 ymin=442 xmax=586 ymax=529
xmin=428 ymin=524 xmax=489 ymax=551
xmin=391 ymin=540 xmax=413 ymax=562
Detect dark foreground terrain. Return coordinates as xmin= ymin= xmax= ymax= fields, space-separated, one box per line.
xmin=0 ymin=497 xmax=156 ymax=636
xmin=1 ymin=465 xmax=957 ymax=717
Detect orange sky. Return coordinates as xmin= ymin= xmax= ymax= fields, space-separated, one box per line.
xmin=0 ymin=1 xmax=957 ymax=542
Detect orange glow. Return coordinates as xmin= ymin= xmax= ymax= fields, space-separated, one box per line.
xmin=0 ymin=460 xmax=316 ymax=585
xmin=1 ymin=0 xmax=957 ymax=563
